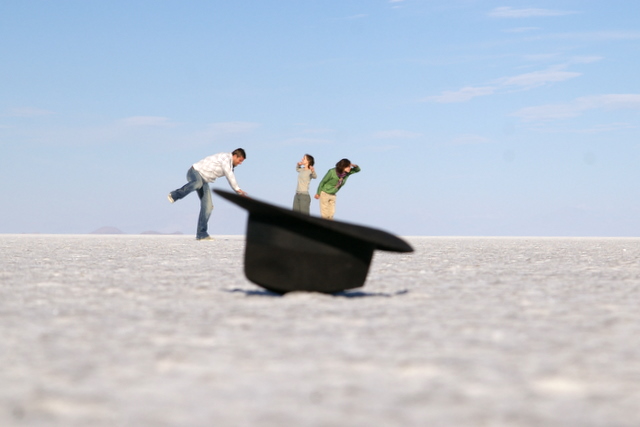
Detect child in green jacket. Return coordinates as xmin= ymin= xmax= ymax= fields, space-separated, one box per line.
xmin=314 ymin=158 xmax=360 ymax=219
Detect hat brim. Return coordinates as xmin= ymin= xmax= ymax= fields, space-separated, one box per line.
xmin=214 ymin=190 xmax=413 ymax=294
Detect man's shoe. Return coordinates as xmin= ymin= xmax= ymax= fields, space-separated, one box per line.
xmin=197 ymin=236 xmax=214 ymax=241
xmin=167 ymin=194 xmax=174 ymax=203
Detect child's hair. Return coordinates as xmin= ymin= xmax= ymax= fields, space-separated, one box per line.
xmin=304 ymin=154 xmax=315 ymax=167
xmin=335 ymin=158 xmax=351 ymax=175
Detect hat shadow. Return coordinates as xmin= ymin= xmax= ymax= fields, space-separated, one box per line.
xmin=225 ymin=287 xmax=409 ymax=298
xmin=333 ymin=289 xmax=409 ymax=298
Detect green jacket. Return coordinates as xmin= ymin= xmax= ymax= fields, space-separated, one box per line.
xmin=316 ymin=165 xmax=361 ymax=196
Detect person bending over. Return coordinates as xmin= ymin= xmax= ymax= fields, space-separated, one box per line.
xmin=168 ymin=148 xmax=247 ymax=240
xmin=314 ymin=158 xmax=360 ymax=220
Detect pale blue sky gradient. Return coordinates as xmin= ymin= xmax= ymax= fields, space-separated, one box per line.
xmin=2 ymin=0 xmax=639 ymax=236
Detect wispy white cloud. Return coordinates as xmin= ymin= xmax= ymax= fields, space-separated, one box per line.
xmin=120 ymin=116 xmax=177 ymax=127
xmin=527 ymin=31 xmax=640 ymax=42
xmin=489 ymin=7 xmax=578 ymax=18
xmin=424 ymin=66 xmax=581 ymax=103
xmin=423 ymin=86 xmax=496 ymax=103
xmin=512 ymin=94 xmax=640 ymax=121
xmin=372 ymin=130 xmax=422 ymax=139
xmin=513 ymin=104 xmax=583 ymax=121
xmin=540 ymin=122 xmax=637 ymax=134
xmin=495 ymin=67 xmax=581 ymax=89
xmin=577 ymin=122 xmax=636 ymax=133
xmin=6 ymin=107 xmax=55 ymax=117
xmin=567 ymin=56 xmax=603 ymax=64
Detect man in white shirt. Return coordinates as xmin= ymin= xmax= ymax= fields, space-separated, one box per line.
xmin=168 ymin=148 xmax=248 ymax=240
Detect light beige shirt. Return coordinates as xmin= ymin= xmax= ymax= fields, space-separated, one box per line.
xmin=295 ymin=166 xmax=317 ymax=194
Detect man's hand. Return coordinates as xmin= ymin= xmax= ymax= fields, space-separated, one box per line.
xmin=314 ymin=194 xmax=320 ymax=199
xmin=237 ymin=189 xmax=248 ymax=197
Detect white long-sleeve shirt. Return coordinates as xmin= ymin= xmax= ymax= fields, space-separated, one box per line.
xmin=192 ymin=152 xmax=241 ymax=192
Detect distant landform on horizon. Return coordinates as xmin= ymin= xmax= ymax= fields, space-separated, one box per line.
xmin=90 ymin=226 xmax=183 ymax=235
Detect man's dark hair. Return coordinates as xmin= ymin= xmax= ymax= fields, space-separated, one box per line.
xmin=232 ymin=148 xmax=247 ymax=159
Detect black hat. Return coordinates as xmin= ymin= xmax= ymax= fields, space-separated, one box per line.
xmin=214 ymin=190 xmax=413 ymax=294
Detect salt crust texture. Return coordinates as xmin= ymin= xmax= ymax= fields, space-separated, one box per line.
xmin=1 ymin=235 xmax=639 ymax=426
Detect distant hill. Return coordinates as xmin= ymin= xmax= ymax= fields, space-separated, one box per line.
xmin=91 ymin=226 xmax=124 ymax=234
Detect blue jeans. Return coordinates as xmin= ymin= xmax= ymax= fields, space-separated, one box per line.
xmin=169 ymin=167 xmax=213 ymax=239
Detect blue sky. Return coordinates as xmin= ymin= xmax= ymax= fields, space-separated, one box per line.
xmin=2 ymin=0 xmax=639 ymax=236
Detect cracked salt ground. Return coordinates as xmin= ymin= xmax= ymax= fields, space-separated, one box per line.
xmin=1 ymin=235 xmax=639 ymax=426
